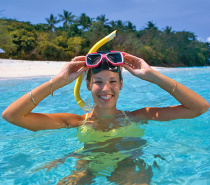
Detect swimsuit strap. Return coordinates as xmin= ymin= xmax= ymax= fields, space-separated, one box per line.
xmin=122 ymin=111 xmax=130 ymax=121
xmin=82 ymin=113 xmax=89 ymax=124
xmin=85 ymin=113 xmax=88 ymax=121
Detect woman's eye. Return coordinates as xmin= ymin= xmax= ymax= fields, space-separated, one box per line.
xmin=110 ymin=81 xmax=117 ymax=83
xmin=94 ymin=81 xmax=102 ymax=84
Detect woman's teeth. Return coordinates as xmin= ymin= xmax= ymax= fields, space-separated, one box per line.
xmin=100 ymin=95 xmax=112 ymax=99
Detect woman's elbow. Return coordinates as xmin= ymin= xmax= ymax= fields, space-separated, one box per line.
xmin=193 ymin=101 xmax=210 ymax=117
xmin=2 ymin=109 xmax=16 ymax=123
xmin=2 ymin=109 xmax=10 ymax=122
xmin=201 ymin=101 xmax=210 ymax=114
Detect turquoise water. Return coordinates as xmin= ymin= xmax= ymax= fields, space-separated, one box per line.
xmin=0 ymin=67 xmax=210 ymax=185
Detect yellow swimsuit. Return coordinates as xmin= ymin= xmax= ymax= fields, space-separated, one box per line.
xmin=75 ymin=111 xmax=146 ymax=176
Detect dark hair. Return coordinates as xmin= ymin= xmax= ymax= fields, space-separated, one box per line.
xmin=86 ymin=68 xmax=123 ymax=82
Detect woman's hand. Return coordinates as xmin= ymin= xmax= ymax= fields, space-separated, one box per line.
xmin=122 ymin=52 xmax=154 ymax=82
xmin=57 ymin=56 xmax=87 ymax=87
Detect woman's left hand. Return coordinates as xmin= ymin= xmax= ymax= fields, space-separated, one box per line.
xmin=122 ymin=52 xmax=154 ymax=82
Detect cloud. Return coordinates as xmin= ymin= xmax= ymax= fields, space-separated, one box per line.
xmin=207 ymin=37 xmax=210 ymax=43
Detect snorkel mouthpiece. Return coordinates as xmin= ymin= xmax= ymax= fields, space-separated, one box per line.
xmin=74 ymin=30 xmax=117 ymax=109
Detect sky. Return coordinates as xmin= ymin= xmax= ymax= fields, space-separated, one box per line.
xmin=1 ymin=0 xmax=210 ymax=42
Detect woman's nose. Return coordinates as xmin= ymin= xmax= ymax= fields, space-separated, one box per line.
xmin=102 ymin=82 xmax=110 ymax=91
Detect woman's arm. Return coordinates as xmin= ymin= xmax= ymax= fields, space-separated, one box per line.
xmin=123 ymin=53 xmax=209 ymax=121
xmin=2 ymin=57 xmax=87 ymax=131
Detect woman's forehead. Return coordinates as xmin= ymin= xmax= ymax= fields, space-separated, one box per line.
xmin=92 ymin=70 xmax=119 ymax=79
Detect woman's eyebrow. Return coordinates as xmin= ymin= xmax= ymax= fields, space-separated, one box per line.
xmin=94 ymin=77 xmax=117 ymax=80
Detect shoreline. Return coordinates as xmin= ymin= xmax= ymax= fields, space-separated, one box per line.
xmin=0 ymin=58 xmax=207 ymax=79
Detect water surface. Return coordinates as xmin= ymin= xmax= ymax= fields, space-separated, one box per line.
xmin=0 ymin=67 xmax=209 ymax=184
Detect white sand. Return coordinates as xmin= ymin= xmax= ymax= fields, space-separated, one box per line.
xmin=0 ymin=58 xmax=166 ymax=78
xmin=0 ymin=59 xmax=67 ymax=78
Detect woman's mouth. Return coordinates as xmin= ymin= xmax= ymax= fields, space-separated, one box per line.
xmin=99 ymin=95 xmax=113 ymax=101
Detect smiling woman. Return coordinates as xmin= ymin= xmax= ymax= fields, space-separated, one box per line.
xmin=2 ymin=51 xmax=209 ymax=184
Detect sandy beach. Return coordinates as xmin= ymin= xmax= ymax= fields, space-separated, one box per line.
xmin=0 ymin=58 xmax=166 ymax=78
xmin=0 ymin=59 xmax=67 ymax=78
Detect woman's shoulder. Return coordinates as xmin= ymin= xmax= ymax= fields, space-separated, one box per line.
xmin=124 ymin=108 xmax=148 ymax=122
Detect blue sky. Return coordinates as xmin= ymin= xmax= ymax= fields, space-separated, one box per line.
xmin=1 ymin=0 xmax=210 ymax=42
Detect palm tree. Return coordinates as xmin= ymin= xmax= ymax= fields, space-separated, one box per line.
xmin=45 ymin=14 xmax=60 ymax=33
xmin=109 ymin=20 xmax=117 ymax=29
xmin=116 ymin=20 xmax=125 ymax=30
xmin=96 ymin=14 xmax=109 ymax=26
xmin=164 ymin=26 xmax=173 ymax=35
xmin=79 ymin=13 xmax=91 ymax=30
xmin=89 ymin=18 xmax=95 ymax=28
xmin=145 ymin=21 xmax=157 ymax=30
xmin=126 ymin=21 xmax=136 ymax=32
xmin=58 ymin=10 xmax=75 ymax=30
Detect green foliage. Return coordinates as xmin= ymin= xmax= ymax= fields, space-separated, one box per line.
xmin=53 ymin=36 xmax=68 ymax=48
xmin=0 ymin=23 xmax=17 ymax=57
xmin=37 ymin=41 xmax=66 ymax=60
xmin=0 ymin=16 xmax=209 ymax=66
xmin=11 ymin=29 xmax=37 ymax=53
xmin=67 ymin=24 xmax=81 ymax=37
xmin=0 ymin=19 xmax=37 ymax=59
xmin=66 ymin=36 xmax=85 ymax=58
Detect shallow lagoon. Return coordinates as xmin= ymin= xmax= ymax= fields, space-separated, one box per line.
xmin=0 ymin=67 xmax=209 ymax=184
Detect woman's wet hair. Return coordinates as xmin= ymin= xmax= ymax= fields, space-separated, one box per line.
xmin=86 ymin=68 xmax=123 ymax=82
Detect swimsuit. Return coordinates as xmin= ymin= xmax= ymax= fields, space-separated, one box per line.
xmin=75 ymin=111 xmax=146 ymax=176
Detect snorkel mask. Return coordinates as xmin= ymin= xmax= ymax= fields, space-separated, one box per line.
xmin=74 ymin=30 xmax=117 ymax=110
xmin=86 ymin=51 xmax=123 ymax=74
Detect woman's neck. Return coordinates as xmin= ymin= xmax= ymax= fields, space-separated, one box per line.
xmin=91 ymin=106 xmax=120 ymax=118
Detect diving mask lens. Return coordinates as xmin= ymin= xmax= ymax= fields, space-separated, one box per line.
xmin=86 ymin=54 xmax=102 ymax=66
xmin=106 ymin=52 xmax=123 ymax=64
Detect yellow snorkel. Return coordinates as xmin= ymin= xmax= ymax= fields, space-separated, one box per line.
xmin=74 ymin=30 xmax=117 ymax=110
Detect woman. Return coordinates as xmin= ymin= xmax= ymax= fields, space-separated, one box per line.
xmin=2 ymin=52 xmax=209 ymax=129
xmin=2 ymin=52 xmax=209 ymax=184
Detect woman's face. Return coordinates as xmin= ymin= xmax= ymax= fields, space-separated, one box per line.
xmin=87 ymin=70 xmax=123 ymax=109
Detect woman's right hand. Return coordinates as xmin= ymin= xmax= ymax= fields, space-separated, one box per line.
xmin=56 ymin=56 xmax=87 ymax=87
